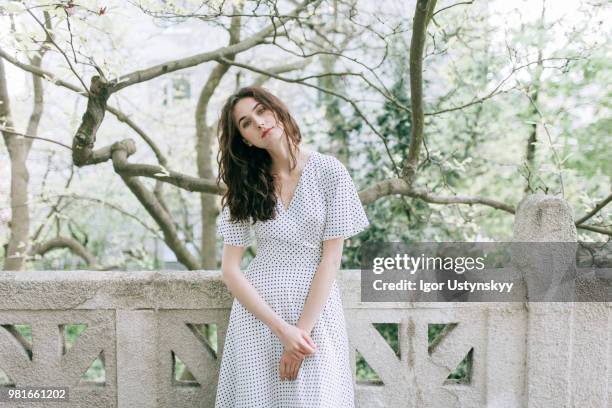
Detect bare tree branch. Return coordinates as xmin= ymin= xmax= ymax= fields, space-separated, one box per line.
xmin=427 ymin=57 xmax=580 ymax=116
xmin=575 ymin=193 xmax=612 ymax=226
xmin=46 ymin=193 xmax=163 ymax=240
xmin=432 ymin=1 xmax=474 ymax=17
xmin=72 ymin=75 xmax=112 ymax=165
xmin=0 ymin=59 xmax=16 ymax=139
xmin=31 ymin=159 xmax=76 ymax=245
xmin=129 ymin=0 xmax=316 ymax=21
xmin=30 ymin=237 xmax=100 ymax=268
xmin=251 ymin=58 xmax=313 ymax=87
xmin=0 ymin=46 xmax=85 ymax=93
xmin=358 ymin=177 xmax=516 ymax=213
xmin=112 ymin=0 xmax=320 ymax=92
xmin=516 ymin=77 xmax=565 ymax=196
xmin=73 ymin=138 xmax=224 ymax=193
xmin=576 ymin=224 xmax=612 ymax=237
xmin=0 ymin=47 xmax=168 ymax=165
xmin=25 ymin=8 xmax=90 ymax=94
xmin=111 ymin=147 xmax=201 ymax=270
xmin=0 ymin=128 xmax=72 ymax=150
xmin=402 ymin=0 xmax=438 ymax=184
xmin=108 ymin=107 xmax=169 ymax=166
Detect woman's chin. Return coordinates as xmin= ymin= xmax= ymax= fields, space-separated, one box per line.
xmin=264 ymin=130 xmax=282 ymax=143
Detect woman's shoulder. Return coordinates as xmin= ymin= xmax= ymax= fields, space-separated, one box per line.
xmin=311 ymin=150 xmax=346 ymax=175
xmin=309 ymin=150 xmax=352 ymax=193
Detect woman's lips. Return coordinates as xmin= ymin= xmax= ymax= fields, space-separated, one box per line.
xmin=262 ymin=128 xmax=272 ymax=138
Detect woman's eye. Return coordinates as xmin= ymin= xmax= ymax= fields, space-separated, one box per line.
xmin=257 ymin=107 xmax=266 ymax=114
xmin=242 ymin=120 xmax=251 ymax=128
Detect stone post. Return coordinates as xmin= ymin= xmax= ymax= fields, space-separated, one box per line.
xmin=514 ymin=194 xmax=583 ymax=407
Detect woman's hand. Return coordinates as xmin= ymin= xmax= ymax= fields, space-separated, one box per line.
xmin=274 ymin=322 xmax=317 ymax=360
xmin=279 ymin=349 xmax=304 ymax=381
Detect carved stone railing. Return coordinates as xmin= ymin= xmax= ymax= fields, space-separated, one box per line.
xmin=0 ymin=270 xmax=610 ymax=407
xmin=0 ymin=194 xmax=610 ymax=407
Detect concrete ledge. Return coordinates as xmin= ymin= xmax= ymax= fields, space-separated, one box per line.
xmin=0 ymin=269 xmax=609 ymax=311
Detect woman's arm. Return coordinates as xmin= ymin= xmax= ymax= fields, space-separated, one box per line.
xmin=296 ymin=237 xmax=344 ymax=333
xmin=221 ymin=244 xmax=316 ymax=359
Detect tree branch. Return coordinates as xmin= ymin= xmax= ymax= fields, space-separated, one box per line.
xmin=111 ymin=148 xmax=201 ymax=270
xmin=576 ymin=224 xmax=612 ymax=237
xmin=358 ymin=177 xmax=516 ymax=213
xmin=0 ymin=47 xmax=168 ymax=166
xmin=75 ymin=139 xmax=224 ymax=194
xmin=25 ymin=8 xmax=90 ymax=94
xmin=251 ymin=59 xmax=313 ymax=87
xmin=0 ymin=46 xmax=85 ymax=93
xmin=402 ymin=0 xmax=438 ymax=184
xmin=432 ymin=1 xmax=473 ymax=18
xmin=575 ymin=193 xmax=612 ymax=226
xmin=30 ymin=236 xmax=100 ymax=269
xmin=427 ymin=57 xmax=580 ymax=116
xmin=112 ymin=0 xmax=319 ymax=92
xmin=72 ymin=76 xmax=111 ymax=165
xmin=108 ymin=106 xmax=168 ymax=166
xmin=0 ymin=58 xmax=15 ymax=139
xmin=47 ymin=193 xmax=163 ymax=240
xmin=0 ymin=128 xmax=72 ymax=150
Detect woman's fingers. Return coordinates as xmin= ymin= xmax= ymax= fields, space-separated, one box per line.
xmin=299 ymin=338 xmax=316 ymax=354
xmin=299 ymin=344 xmax=315 ymax=355
xmin=292 ymin=360 xmax=302 ymax=380
xmin=279 ymin=355 xmax=290 ymax=381
xmin=291 ymin=350 xmax=305 ymax=361
xmin=279 ymin=350 xmax=304 ymax=381
xmin=304 ymin=333 xmax=317 ymax=349
xmin=287 ymin=341 xmax=310 ymax=357
xmin=289 ymin=361 xmax=296 ymax=380
xmin=284 ymin=360 xmax=291 ymax=380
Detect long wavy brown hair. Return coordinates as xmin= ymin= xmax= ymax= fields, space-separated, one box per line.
xmin=217 ymin=86 xmax=302 ymax=223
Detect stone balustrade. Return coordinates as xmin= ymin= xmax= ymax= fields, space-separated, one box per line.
xmin=0 ymin=269 xmax=610 ymax=407
xmin=0 ymin=194 xmax=610 ymax=407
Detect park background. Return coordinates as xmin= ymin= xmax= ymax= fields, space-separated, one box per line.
xmin=0 ymin=0 xmax=610 ymax=392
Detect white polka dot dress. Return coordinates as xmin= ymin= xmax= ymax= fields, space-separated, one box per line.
xmin=215 ymin=151 xmax=369 ymax=408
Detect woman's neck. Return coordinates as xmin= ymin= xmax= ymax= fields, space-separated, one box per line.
xmin=269 ymin=139 xmax=307 ymax=177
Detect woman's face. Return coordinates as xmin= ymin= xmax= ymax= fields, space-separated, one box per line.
xmin=232 ymin=97 xmax=284 ymax=148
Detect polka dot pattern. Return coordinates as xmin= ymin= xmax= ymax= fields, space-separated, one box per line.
xmin=215 ymin=151 xmax=369 ymax=407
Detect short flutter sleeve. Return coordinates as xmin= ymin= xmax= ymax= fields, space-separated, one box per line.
xmin=217 ymin=205 xmax=252 ymax=247
xmin=321 ymin=157 xmax=369 ymax=241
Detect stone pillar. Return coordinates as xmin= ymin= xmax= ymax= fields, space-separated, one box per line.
xmin=514 ymin=194 xmax=576 ymax=407
xmin=513 ymin=193 xmax=578 ymax=301
xmin=116 ymin=310 xmax=159 ymax=408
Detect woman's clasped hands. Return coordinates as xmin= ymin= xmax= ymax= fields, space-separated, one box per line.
xmin=276 ymin=323 xmax=317 ymax=381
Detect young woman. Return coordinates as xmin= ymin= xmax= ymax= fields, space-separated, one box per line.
xmin=215 ymin=86 xmax=369 ymax=407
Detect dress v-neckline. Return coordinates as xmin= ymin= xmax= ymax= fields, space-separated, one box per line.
xmin=276 ymin=152 xmax=316 ymax=213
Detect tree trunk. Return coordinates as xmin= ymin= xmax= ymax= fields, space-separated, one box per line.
xmin=524 ymin=3 xmax=545 ymax=192
xmin=402 ymin=0 xmax=437 ymax=184
xmin=1 ymin=55 xmax=44 ymax=270
xmin=196 ymin=11 xmax=242 ymax=269
xmin=197 ymin=123 xmax=221 ymax=269
xmin=196 ymin=66 xmax=233 ymax=270
xmin=320 ymin=53 xmax=349 ymax=166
